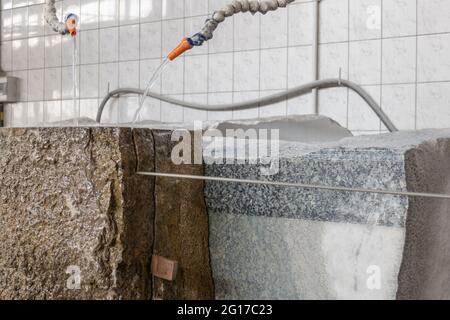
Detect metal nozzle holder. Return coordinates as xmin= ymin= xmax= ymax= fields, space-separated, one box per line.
xmin=64 ymin=13 xmax=78 ymax=37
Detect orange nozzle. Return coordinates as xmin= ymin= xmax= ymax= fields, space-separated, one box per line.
xmin=168 ymin=38 xmax=193 ymax=61
xmin=66 ymin=18 xmax=77 ymax=37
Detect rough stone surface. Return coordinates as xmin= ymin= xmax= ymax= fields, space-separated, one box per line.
xmin=152 ymin=131 xmax=214 ymax=300
xmin=0 ymin=127 xmax=214 ymax=300
xmin=0 ymin=127 xmax=154 ymax=299
xmin=397 ymin=138 xmax=450 ymax=299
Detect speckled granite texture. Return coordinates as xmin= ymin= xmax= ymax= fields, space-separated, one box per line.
xmin=209 ymin=212 xmax=405 ymax=300
xmin=205 ymin=129 xmax=450 ymax=227
xmin=204 ymin=128 xmax=450 ymax=300
xmin=206 ymin=148 xmax=407 ymax=227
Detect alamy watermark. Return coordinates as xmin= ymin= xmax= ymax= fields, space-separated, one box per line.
xmin=170 ymin=121 xmax=280 ymax=175
xmin=366 ymin=265 xmax=381 ymax=290
xmin=66 ymin=265 xmax=81 ymax=290
xmin=366 ymin=5 xmax=381 ymax=30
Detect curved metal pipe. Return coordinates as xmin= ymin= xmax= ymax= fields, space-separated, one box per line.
xmin=96 ymin=78 xmax=398 ymax=132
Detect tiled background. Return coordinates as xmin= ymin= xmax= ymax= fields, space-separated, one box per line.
xmin=1 ymin=0 xmax=450 ymax=134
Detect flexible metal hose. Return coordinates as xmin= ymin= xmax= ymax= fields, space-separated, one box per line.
xmin=96 ymin=78 xmax=398 ymax=132
xmin=190 ymin=0 xmax=296 ymax=46
xmin=44 ymin=0 xmax=67 ymax=35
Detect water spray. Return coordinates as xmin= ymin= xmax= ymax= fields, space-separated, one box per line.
xmin=132 ymin=0 xmax=298 ymax=123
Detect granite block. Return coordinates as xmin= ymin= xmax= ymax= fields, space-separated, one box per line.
xmin=205 ymin=128 xmax=450 ymax=300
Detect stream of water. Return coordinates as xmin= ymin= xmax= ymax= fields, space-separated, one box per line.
xmin=131 ymin=58 xmax=170 ymax=125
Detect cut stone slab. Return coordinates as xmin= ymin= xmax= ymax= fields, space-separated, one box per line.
xmin=204 ymin=129 xmax=450 ymax=300
xmin=0 ymin=127 xmax=213 ymax=300
xmin=152 ymin=131 xmax=214 ymax=300
xmin=0 ymin=127 xmax=154 ymax=299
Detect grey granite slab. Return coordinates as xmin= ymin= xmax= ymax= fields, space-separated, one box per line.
xmin=204 ymin=129 xmax=450 ymax=228
xmin=205 ymin=127 xmax=450 ymax=300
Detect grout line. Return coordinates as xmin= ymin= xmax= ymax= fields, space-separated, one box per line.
xmin=96 ymin=0 xmax=101 ymax=122
xmin=380 ymin=0 xmax=384 ymax=133
xmin=137 ymin=0 xmax=141 ymax=122
xmin=257 ymin=11 xmax=262 ymax=118
xmin=43 ymin=35 xmax=47 ymax=121
xmin=206 ymin=0 xmax=211 ymax=121
xmin=3 ymin=31 xmax=450 ymax=66
xmin=93 ymin=1 xmax=102 ymax=115
xmin=286 ymin=3 xmax=290 ymax=116
xmin=182 ymin=0 xmax=186 ymax=123
xmin=24 ymin=3 xmax=30 ymax=125
xmin=60 ymin=1 xmax=67 ymax=118
xmin=414 ymin=0 xmax=418 ymax=130
xmin=346 ymin=0 xmax=350 ymax=129
xmin=9 ymin=18 xmax=445 ymax=44
xmin=117 ymin=0 xmax=122 ymax=123
xmin=231 ymin=9 xmax=235 ymax=119
xmin=16 ymin=78 xmax=450 ymax=103
xmin=159 ymin=1 xmax=163 ymax=122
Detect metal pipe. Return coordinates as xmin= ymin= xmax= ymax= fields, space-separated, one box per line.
xmin=137 ymin=171 xmax=450 ymax=200
xmin=96 ymin=78 xmax=398 ymax=132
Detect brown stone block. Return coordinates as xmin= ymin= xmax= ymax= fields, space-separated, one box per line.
xmin=0 ymin=127 xmax=154 ymax=299
xmin=152 ymin=130 xmax=214 ymax=300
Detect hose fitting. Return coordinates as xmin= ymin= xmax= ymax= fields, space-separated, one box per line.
xmin=44 ymin=0 xmax=78 ymax=36
xmin=64 ymin=13 xmax=78 ymax=37
xmin=189 ymin=33 xmax=208 ymax=47
xmin=168 ymin=38 xmax=194 ymax=61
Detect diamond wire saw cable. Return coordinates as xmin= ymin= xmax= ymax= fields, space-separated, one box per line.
xmin=96 ymin=78 xmax=398 ymax=132
xmin=136 ymin=171 xmax=450 ymax=200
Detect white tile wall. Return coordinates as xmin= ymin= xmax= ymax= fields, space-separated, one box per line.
xmin=1 ymin=0 xmax=450 ymax=133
